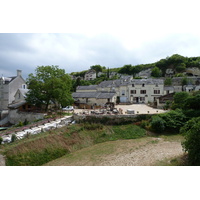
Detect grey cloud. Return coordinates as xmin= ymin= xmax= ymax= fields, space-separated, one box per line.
xmin=0 ymin=33 xmax=200 ymax=79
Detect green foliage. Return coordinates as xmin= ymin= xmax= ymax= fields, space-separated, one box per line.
xmin=11 ymin=134 xmax=17 ymax=143
xmin=163 ymin=100 xmax=172 ymax=110
xmin=150 ymin=110 xmax=187 ymax=133
xmin=184 ymin=94 xmax=200 ymax=110
xmin=151 ymin=66 xmax=162 ymax=77
xmin=26 ymin=65 xmax=73 ymax=111
xmin=4 ymin=123 xmax=146 ymax=166
xmin=90 ymin=65 xmax=104 ymax=75
xmin=6 ymin=148 xmax=68 ymax=166
xmin=159 ymin=109 xmax=187 ymax=132
xmin=176 ymin=63 xmax=186 ymax=73
xmin=171 ymin=92 xmax=190 ymax=109
xmin=0 ymin=136 xmax=3 ymax=144
xmin=150 ymin=116 xmax=165 ymax=133
xmin=181 ymin=117 xmax=200 ymax=165
xmin=181 ymin=77 xmax=188 ymax=86
xmin=164 ymin=78 xmax=172 ymax=86
xmin=82 ymin=123 xmax=103 ymax=130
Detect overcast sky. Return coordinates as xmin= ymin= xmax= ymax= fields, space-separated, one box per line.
xmin=1 ymin=0 xmax=200 ymax=79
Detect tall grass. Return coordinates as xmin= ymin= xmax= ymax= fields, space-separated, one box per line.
xmin=4 ymin=123 xmax=146 ymax=166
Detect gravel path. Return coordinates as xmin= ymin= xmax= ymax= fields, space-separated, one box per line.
xmin=99 ymin=138 xmax=183 ymax=166
xmin=0 ymin=153 xmax=5 ymax=166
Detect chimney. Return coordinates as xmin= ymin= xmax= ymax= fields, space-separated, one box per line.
xmin=17 ymin=70 xmax=22 ymax=76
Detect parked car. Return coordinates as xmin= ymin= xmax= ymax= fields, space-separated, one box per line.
xmin=62 ymin=106 xmax=74 ymax=111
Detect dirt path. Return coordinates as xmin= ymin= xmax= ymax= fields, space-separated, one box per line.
xmin=0 ymin=153 xmax=5 ymax=166
xmin=45 ymin=137 xmax=184 ymax=166
xmin=99 ymin=138 xmax=183 ymax=166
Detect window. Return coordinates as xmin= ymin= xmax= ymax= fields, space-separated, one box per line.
xmin=140 ymin=97 xmax=145 ymax=102
xmin=154 ymin=90 xmax=160 ymax=94
xmin=121 ymin=90 xmax=125 ymax=96
xmin=22 ymin=84 xmax=26 ymax=89
xmin=132 ymin=84 xmax=134 ymax=87
xmin=130 ymin=90 xmax=136 ymax=94
xmin=140 ymin=90 xmax=146 ymax=94
xmin=155 ymin=83 xmax=158 ymax=87
xmin=142 ymin=84 xmax=145 ymax=87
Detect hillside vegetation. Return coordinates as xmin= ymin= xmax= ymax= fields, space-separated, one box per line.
xmin=2 ymin=123 xmax=146 ymax=166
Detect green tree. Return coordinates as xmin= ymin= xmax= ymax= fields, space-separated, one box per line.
xmin=118 ymin=64 xmax=133 ymax=75
xmin=26 ymin=65 xmax=73 ymax=111
xmin=181 ymin=117 xmax=200 ymax=165
xmin=164 ymin=78 xmax=172 ymax=86
xmin=171 ymin=92 xmax=189 ymax=109
xmin=90 ymin=65 xmax=103 ymax=76
xmin=150 ymin=115 xmax=165 ymax=133
xmin=151 ymin=66 xmax=162 ymax=77
xmin=176 ymin=63 xmax=186 ymax=73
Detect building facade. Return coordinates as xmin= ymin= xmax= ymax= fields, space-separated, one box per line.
xmin=0 ymin=70 xmax=26 ymax=111
xmin=72 ymin=76 xmax=164 ymax=107
xmin=84 ymin=69 xmax=96 ymax=80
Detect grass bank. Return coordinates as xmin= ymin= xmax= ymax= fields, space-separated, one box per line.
xmin=2 ymin=123 xmax=146 ymax=166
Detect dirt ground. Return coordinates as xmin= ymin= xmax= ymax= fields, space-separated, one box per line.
xmin=0 ymin=152 xmax=5 ymax=166
xmin=44 ymin=136 xmax=184 ymax=166
xmin=98 ymin=138 xmax=183 ymax=166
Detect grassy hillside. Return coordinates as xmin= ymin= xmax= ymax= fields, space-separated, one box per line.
xmin=2 ymin=123 xmax=146 ymax=166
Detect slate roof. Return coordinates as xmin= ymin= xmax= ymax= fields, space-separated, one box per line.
xmin=97 ymin=77 xmax=163 ymax=88
xmin=72 ymin=92 xmax=116 ymax=99
xmin=76 ymin=85 xmax=98 ymax=90
xmin=8 ymin=101 xmax=26 ymax=109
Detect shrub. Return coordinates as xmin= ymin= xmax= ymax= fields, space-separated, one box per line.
xmin=171 ymin=92 xmax=189 ymax=110
xmin=0 ymin=136 xmax=3 ymax=144
xmin=181 ymin=117 xmax=200 ymax=165
xmin=11 ymin=134 xmax=17 ymax=143
xmin=159 ymin=109 xmax=187 ymax=132
xmin=150 ymin=116 xmax=165 ymax=133
xmin=83 ymin=123 xmax=103 ymax=130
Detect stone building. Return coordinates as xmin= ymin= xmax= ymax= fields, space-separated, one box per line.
xmin=72 ymin=76 xmax=165 ymax=107
xmin=0 ymin=70 xmax=26 ymax=111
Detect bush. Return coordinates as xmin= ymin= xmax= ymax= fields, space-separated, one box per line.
xmin=150 ymin=116 xmax=165 ymax=133
xmin=159 ymin=109 xmax=187 ymax=132
xmin=181 ymin=117 xmax=200 ymax=165
xmin=0 ymin=136 xmax=3 ymax=145
xmin=82 ymin=123 xmax=103 ymax=130
xmin=171 ymin=92 xmax=189 ymax=110
xmin=11 ymin=134 xmax=17 ymax=143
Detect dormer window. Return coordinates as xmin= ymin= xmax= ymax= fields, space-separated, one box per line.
xmin=132 ymin=84 xmax=134 ymax=87
xmin=142 ymin=84 xmax=145 ymax=87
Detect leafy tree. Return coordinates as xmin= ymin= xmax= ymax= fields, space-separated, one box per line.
xmin=181 ymin=117 xmax=200 ymax=165
xmin=159 ymin=109 xmax=187 ymax=132
xmin=118 ymin=64 xmax=133 ymax=75
xmin=181 ymin=77 xmax=188 ymax=86
xmin=164 ymin=78 xmax=172 ymax=86
xmin=150 ymin=115 xmax=165 ymax=133
xmin=26 ymin=65 xmax=73 ymax=111
xmin=176 ymin=63 xmax=186 ymax=73
xmin=90 ymin=65 xmax=103 ymax=76
xmin=171 ymin=92 xmax=190 ymax=109
xmin=151 ymin=66 xmax=162 ymax=77
xmin=184 ymin=94 xmax=200 ymax=110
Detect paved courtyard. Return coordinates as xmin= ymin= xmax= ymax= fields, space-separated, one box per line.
xmin=74 ymin=104 xmax=166 ymax=115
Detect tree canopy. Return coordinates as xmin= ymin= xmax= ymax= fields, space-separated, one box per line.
xmin=26 ymin=65 xmax=73 ymax=111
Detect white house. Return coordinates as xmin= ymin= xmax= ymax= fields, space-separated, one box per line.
xmin=0 ymin=70 xmax=26 ymax=111
xmin=84 ymin=69 xmax=96 ymax=80
xmin=72 ymin=76 xmax=164 ymax=107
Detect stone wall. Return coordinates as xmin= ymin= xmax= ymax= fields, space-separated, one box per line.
xmin=8 ymin=110 xmax=45 ymax=124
